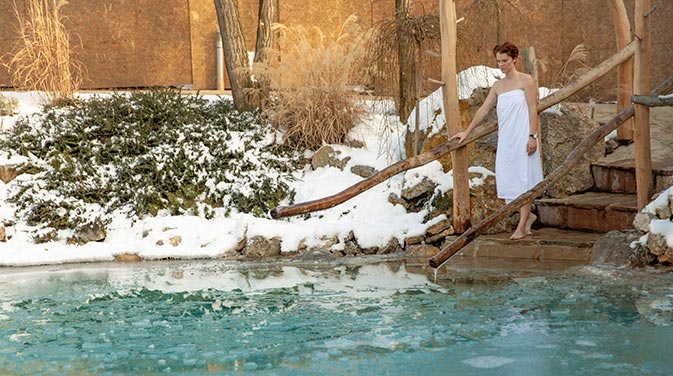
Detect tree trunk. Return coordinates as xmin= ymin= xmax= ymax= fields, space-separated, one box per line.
xmin=253 ymin=0 xmax=277 ymax=106
xmin=395 ymin=0 xmax=415 ymax=123
xmin=214 ymin=0 xmax=259 ymax=111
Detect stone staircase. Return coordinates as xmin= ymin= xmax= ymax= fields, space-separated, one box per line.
xmin=535 ymin=155 xmax=673 ymax=233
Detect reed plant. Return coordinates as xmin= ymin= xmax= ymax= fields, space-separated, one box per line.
xmin=262 ymin=15 xmax=366 ymax=149
xmin=4 ymin=0 xmax=82 ymax=104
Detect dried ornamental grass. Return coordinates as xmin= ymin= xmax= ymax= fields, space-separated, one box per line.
xmin=264 ymin=15 xmax=366 ymax=149
xmin=4 ymin=0 xmax=82 ymax=104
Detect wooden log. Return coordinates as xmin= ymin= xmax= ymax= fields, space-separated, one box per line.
xmin=631 ymin=94 xmax=673 ymax=106
xmin=269 ymin=42 xmax=638 ymax=219
xmin=440 ymin=0 xmax=470 ymax=233
xmin=611 ymin=0 xmax=634 ymax=141
xmin=429 ymin=74 xmax=673 ymax=269
xmin=634 ymin=0 xmax=653 ymax=210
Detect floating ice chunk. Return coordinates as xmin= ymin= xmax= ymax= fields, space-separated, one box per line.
xmin=575 ymin=339 xmax=597 ymax=347
xmin=462 ymin=356 xmax=515 ymax=369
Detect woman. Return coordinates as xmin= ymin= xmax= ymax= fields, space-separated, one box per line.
xmin=451 ymin=42 xmax=543 ymax=240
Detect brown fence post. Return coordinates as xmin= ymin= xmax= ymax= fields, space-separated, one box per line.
xmin=611 ymin=0 xmax=634 ymax=141
xmin=440 ymin=0 xmax=470 ymax=233
xmin=633 ymin=0 xmax=653 ymax=209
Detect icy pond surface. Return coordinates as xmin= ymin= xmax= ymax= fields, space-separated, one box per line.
xmin=1 ymin=257 xmax=672 ymax=375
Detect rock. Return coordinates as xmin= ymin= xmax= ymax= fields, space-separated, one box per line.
xmin=407 ymin=244 xmax=439 ymax=257
xmin=654 ymin=196 xmax=672 ymax=219
xmin=633 ymin=212 xmax=654 ymax=232
xmin=350 ymin=165 xmax=378 ymax=178
xmin=169 ymin=236 xmax=182 ymax=247
xmin=426 ymin=218 xmax=452 ymax=236
xmin=344 ymin=241 xmax=359 ymax=255
xmin=0 ymin=165 xmax=18 ymax=184
xmin=115 ymin=253 xmax=142 ymax=262
xmin=361 ymin=247 xmax=379 ymax=255
xmin=656 ymin=175 xmax=673 ymax=194
xmin=245 ymin=236 xmax=282 ymax=258
xmin=647 ymin=231 xmax=673 ymax=263
xmin=0 ymin=226 xmax=5 ymax=242
xmin=405 ymin=235 xmax=425 ymax=246
xmin=630 ymin=242 xmax=658 ymax=267
xmin=426 ymin=228 xmax=455 ymax=244
xmin=401 ymin=177 xmax=437 ymax=201
xmin=309 ymin=235 xmax=339 ymax=251
xmin=71 ymin=220 xmax=107 ymax=245
xmin=344 ymin=138 xmax=366 ymax=149
xmin=236 ymin=237 xmax=247 ymax=252
xmin=591 ymin=230 xmax=643 ymax=266
xmin=469 ymin=176 xmax=516 ymax=234
xmin=540 ymin=106 xmax=604 ymax=197
xmin=311 ymin=145 xmax=351 ymax=170
xmin=156 ymin=239 xmax=164 ymax=246
xmin=387 ymin=193 xmax=409 ymax=209
xmin=377 ymin=238 xmax=400 ymax=255
xmin=604 ymin=138 xmax=619 ymax=155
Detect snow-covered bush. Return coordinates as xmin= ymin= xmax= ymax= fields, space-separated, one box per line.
xmin=0 ymin=90 xmax=304 ymax=242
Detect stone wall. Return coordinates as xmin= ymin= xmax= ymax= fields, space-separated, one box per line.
xmin=0 ymin=0 xmax=671 ymax=98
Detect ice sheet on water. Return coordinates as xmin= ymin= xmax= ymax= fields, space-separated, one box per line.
xmin=462 ymin=355 xmax=515 ymax=369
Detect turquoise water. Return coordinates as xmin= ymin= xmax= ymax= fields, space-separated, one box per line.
xmin=1 ymin=258 xmax=672 ymax=375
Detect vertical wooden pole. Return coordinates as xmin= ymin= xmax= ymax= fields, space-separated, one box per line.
xmin=440 ymin=0 xmax=470 ymax=233
xmin=633 ymin=0 xmax=653 ymax=209
xmin=611 ymin=0 xmax=634 ymax=141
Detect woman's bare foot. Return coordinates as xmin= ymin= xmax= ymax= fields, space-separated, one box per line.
xmin=509 ymin=230 xmax=527 ymax=240
xmin=525 ymin=214 xmax=537 ymax=236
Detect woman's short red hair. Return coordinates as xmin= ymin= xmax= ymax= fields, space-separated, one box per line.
xmin=493 ymin=42 xmax=519 ymax=59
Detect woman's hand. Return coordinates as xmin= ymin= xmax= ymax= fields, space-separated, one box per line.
xmin=527 ymin=137 xmax=538 ymax=155
xmin=450 ymin=131 xmax=469 ymax=144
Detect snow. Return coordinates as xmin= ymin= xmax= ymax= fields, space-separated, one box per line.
xmin=644 ymin=186 xmax=673 ymax=248
xmin=0 ymin=89 xmax=453 ymax=266
xmin=2 ymin=63 xmax=671 ymax=267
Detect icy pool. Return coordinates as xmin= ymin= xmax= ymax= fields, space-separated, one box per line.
xmin=0 ymin=258 xmax=672 ymax=375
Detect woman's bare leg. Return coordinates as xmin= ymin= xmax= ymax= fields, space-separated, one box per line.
xmin=510 ymin=203 xmax=532 ymax=240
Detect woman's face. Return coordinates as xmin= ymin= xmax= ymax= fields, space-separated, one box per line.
xmin=496 ymin=52 xmax=516 ymax=73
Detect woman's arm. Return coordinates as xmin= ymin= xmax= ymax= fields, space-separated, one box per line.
xmin=523 ymin=74 xmax=539 ymax=155
xmin=450 ymin=86 xmax=498 ymax=143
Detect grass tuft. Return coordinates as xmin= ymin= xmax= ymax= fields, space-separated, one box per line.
xmin=262 ymin=15 xmax=365 ymax=149
xmin=4 ymin=0 xmax=83 ymax=104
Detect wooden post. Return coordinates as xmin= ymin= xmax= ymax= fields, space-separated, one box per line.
xmin=611 ymin=0 xmax=634 ymax=141
xmin=440 ymin=0 xmax=470 ymax=233
xmin=634 ymin=0 xmax=653 ymax=209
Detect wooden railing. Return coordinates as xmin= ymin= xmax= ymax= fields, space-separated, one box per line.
xmin=429 ymin=74 xmax=673 ymax=268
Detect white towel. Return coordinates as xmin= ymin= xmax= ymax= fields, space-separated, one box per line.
xmin=495 ymin=89 xmax=544 ymax=203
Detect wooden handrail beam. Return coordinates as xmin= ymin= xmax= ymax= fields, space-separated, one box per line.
xmin=631 ymin=94 xmax=673 ymax=106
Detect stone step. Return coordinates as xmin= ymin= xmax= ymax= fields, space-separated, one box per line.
xmin=535 ymin=192 xmax=637 ymax=232
xmin=455 ymin=228 xmax=600 ymax=263
xmin=592 ymin=161 xmax=673 ymax=194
